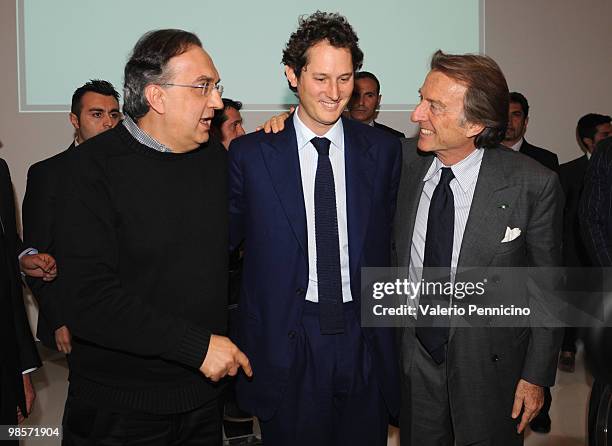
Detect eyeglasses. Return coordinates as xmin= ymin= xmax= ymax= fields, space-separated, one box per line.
xmin=160 ymin=82 xmax=224 ymax=96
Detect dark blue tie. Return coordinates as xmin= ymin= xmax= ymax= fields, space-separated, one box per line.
xmin=311 ymin=137 xmax=344 ymax=334
xmin=416 ymin=167 xmax=455 ymax=364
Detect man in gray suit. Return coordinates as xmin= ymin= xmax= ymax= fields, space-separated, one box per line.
xmin=394 ymin=50 xmax=562 ymax=445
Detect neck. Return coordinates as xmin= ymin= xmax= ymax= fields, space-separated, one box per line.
xmin=436 ymin=146 xmax=477 ymax=166
xmin=297 ymin=106 xmax=336 ymax=136
xmin=137 ymin=114 xmax=192 ymax=153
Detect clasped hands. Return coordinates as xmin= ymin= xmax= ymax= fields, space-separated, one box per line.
xmin=20 ymin=253 xmax=57 ymax=281
xmin=199 ymin=334 xmax=252 ymax=382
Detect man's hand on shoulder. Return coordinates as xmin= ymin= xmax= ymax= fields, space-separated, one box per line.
xmin=199 ymin=334 xmax=252 ymax=382
xmin=512 ymin=378 xmax=544 ymax=433
xmin=256 ymin=106 xmax=294 ymax=134
xmin=20 ymin=253 xmax=57 ymax=281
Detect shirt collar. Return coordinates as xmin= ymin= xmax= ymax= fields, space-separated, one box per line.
xmin=122 ymin=114 xmax=173 ymax=153
xmin=509 ymin=137 xmax=524 ymax=152
xmin=423 ymin=148 xmax=485 ymax=194
xmin=293 ymin=106 xmax=344 ymax=152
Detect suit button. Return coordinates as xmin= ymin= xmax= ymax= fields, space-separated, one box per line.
xmin=491 ymin=354 xmax=499 ymax=362
xmin=296 ymin=288 xmax=305 ymax=295
xmin=288 ymin=331 xmax=296 ymax=339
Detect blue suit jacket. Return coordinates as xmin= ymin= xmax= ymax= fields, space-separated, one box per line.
xmin=229 ymin=115 xmax=401 ymax=421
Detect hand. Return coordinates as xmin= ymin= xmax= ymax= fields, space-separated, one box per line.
xmin=256 ymin=106 xmax=294 ymax=133
xmin=20 ymin=253 xmax=57 ymax=281
xmin=17 ymin=374 xmax=36 ymax=423
xmin=511 ymin=378 xmax=544 ymax=433
xmin=199 ymin=335 xmax=253 ymax=382
xmin=55 ymin=325 xmax=72 ymax=353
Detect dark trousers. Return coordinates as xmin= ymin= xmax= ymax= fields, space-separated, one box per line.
xmin=62 ymin=392 xmax=221 ymax=446
xmin=260 ymin=302 xmax=388 ymax=446
xmin=402 ymin=341 xmax=523 ymax=446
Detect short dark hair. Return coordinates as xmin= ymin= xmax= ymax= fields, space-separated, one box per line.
xmin=123 ymin=29 xmax=202 ymax=120
xmin=577 ymin=113 xmax=612 ymax=142
xmin=355 ymin=71 xmax=380 ymax=95
xmin=430 ymin=50 xmax=509 ymax=149
xmin=211 ymin=98 xmax=243 ymax=132
xmin=71 ymin=79 xmax=120 ymax=116
xmin=509 ymin=92 xmax=529 ymax=118
xmin=282 ymin=11 xmax=363 ymax=92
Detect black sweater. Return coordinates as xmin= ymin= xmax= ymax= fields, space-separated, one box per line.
xmin=57 ymin=124 xmax=228 ymax=413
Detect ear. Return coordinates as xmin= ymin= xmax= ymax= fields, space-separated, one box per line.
xmin=583 ymin=137 xmax=594 ymax=152
xmin=465 ymin=121 xmax=486 ymax=138
xmin=524 ymin=116 xmax=529 ymax=129
xmin=376 ymin=94 xmax=382 ymax=109
xmin=69 ymin=112 xmax=80 ymax=130
xmin=285 ymin=66 xmax=299 ymax=89
xmin=144 ymin=83 xmax=166 ymax=114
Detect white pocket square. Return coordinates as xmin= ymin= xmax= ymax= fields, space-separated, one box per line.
xmin=501 ymin=226 xmax=521 ymax=243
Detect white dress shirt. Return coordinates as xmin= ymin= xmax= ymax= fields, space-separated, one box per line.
xmin=293 ymin=110 xmax=353 ymax=303
xmin=408 ymin=148 xmax=484 ymax=307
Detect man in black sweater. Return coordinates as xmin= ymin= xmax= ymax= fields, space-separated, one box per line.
xmin=57 ymin=29 xmax=251 ymax=445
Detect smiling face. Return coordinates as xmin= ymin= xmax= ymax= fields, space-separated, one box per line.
xmin=411 ymin=70 xmax=483 ymax=165
xmin=349 ymin=77 xmax=380 ymax=124
xmin=69 ymin=92 xmax=121 ymax=143
xmin=285 ymin=40 xmax=354 ymax=136
xmin=156 ymin=45 xmax=223 ymax=151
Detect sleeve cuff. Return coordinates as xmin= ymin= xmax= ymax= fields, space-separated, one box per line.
xmin=19 ymin=247 xmax=38 ymax=259
xmin=22 ymin=367 xmax=38 ymax=375
xmin=19 ymin=248 xmax=39 ymax=278
xmin=163 ymin=325 xmax=211 ymax=369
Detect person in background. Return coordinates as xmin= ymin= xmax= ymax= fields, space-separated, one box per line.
xmin=1 ymin=156 xmax=57 ymax=435
xmin=348 ymin=71 xmax=405 ymax=137
xmin=558 ymin=113 xmax=612 ymax=372
xmin=502 ymin=91 xmax=559 ymax=173
xmin=211 ymin=98 xmax=246 ymax=149
xmin=23 ymin=79 xmax=121 ymax=354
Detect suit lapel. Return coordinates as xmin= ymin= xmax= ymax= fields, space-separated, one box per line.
xmin=260 ymin=117 xmax=308 ymax=260
xmin=344 ymin=119 xmax=376 ymax=282
xmin=458 ymin=147 xmax=521 ymax=268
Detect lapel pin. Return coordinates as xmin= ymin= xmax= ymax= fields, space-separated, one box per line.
xmin=498 ymin=203 xmax=509 ymax=209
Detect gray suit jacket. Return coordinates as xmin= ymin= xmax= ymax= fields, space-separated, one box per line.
xmin=394 ymin=140 xmax=563 ymax=444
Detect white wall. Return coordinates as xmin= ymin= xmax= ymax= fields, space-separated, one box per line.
xmin=484 ymin=0 xmax=612 ymax=161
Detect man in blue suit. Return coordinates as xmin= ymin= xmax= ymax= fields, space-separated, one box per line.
xmin=229 ymin=11 xmax=401 ymax=446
